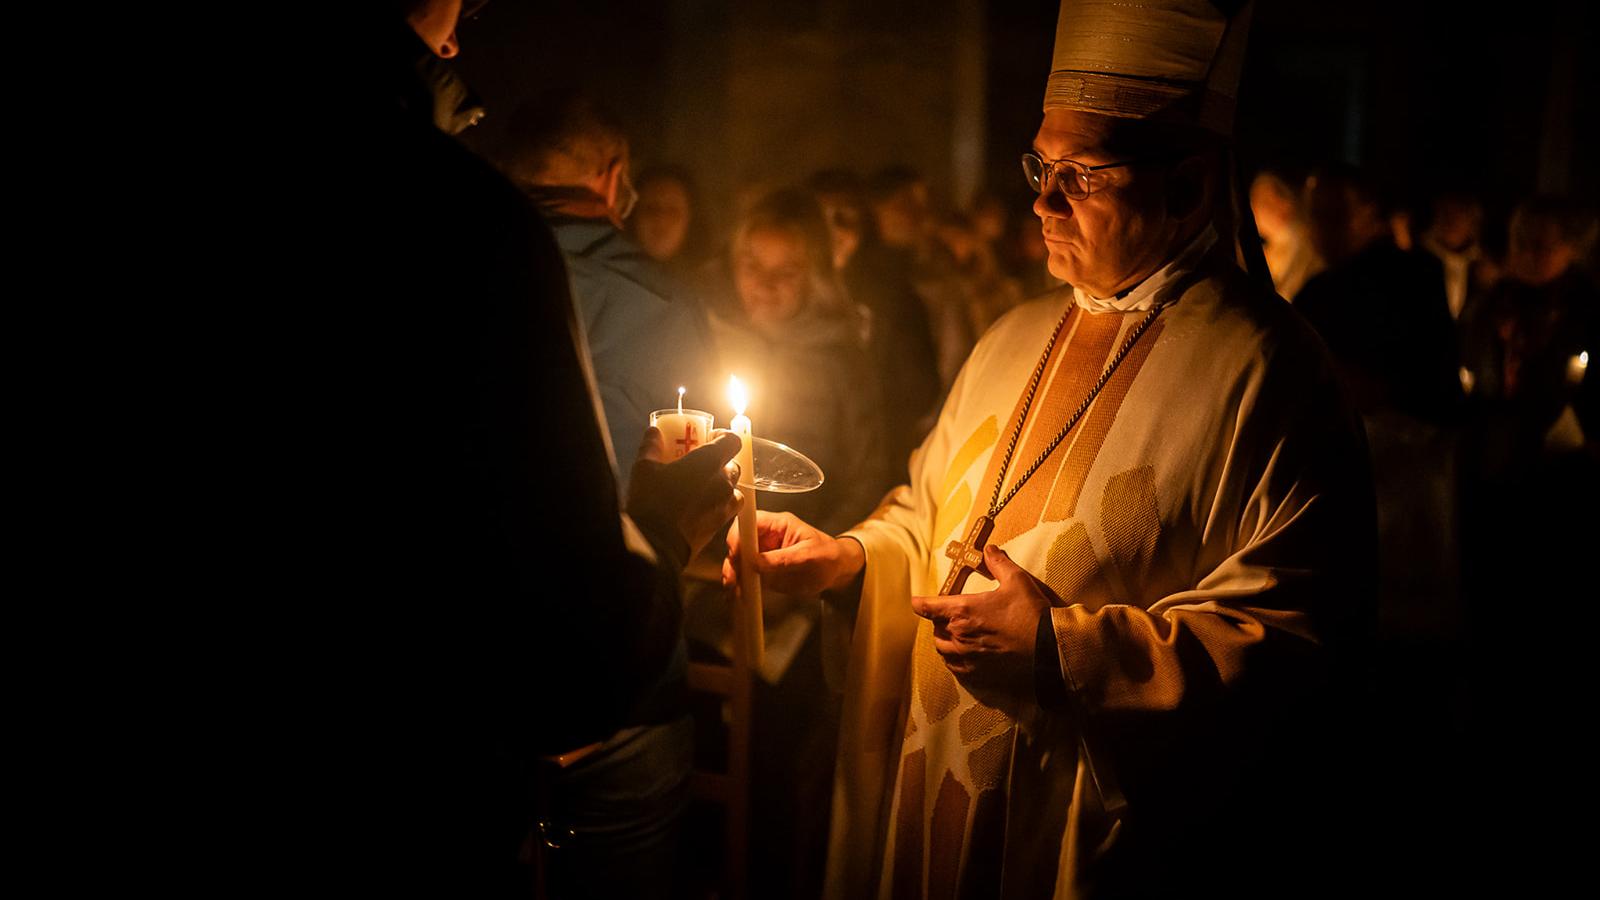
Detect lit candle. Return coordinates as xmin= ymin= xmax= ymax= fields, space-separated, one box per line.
xmin=1568 ymin=351 xmax=1589 ymax=385
xmin=728 ymin=375 xmax=765 ymax=669
xmin=649 ymin=387 xmax=714 ymax=462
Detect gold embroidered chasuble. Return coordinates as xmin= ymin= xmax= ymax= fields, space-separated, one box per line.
xmin=823 ymin=255 xmax=1374 ymax=900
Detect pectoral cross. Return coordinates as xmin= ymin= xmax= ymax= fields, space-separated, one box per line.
xmin=675 ymin=424 xmax=700 ymax=456
xmin=941 ymin=514 xmax=994 ymax=595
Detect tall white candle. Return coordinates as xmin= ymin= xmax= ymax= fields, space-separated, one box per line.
xmin=728 ymin=376 xmax=765 ymax=669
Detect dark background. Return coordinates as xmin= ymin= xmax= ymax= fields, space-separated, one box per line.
xmin=454 ymin=0 xmax=1595 ymax=241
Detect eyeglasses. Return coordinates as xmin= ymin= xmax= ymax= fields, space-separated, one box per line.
xmin=1020 ymin=151 xmax=1173 ymax=201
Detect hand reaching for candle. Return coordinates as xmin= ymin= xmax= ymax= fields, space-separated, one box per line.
xmin=909 ymin=544 xmax=1055 ymax=707
xmin=723 ymin=510 xmax=866 ymax=595
xmin=628 ymin=427 xmax=744 ymax=560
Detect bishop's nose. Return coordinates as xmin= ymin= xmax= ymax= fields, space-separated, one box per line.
xmin=1032 ymin=186 xmax=1072 ymax=222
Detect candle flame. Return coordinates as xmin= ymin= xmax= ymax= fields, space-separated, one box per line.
xmin=1579 ymin=351 xmax=1590 ymax=370
xmin=677 ymin=385 xmax=686 ymax=414
xmin=728 ymin=375 xmax=749 ymax=416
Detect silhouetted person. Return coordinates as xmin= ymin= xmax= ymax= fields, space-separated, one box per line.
xmin=338 ymin=5 xmax=742 ymax=896
xmin=1297 ymin=164 xmax=1463 ymax=424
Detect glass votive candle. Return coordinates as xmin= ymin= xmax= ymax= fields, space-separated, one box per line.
xmin=649 ymin=408 xmax=716 ymax=461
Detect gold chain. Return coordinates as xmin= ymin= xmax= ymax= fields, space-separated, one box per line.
xmin=986 ymin=302 xmax=1166 ymax=518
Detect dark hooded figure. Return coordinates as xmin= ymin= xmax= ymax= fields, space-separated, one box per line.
xmin=317 ymin=4 xmax=741 ymax=896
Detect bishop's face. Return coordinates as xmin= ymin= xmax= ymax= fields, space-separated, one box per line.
xmin=1031 ymin=110 xmax=1179 ymax=298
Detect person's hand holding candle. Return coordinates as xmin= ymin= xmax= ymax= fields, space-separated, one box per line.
xmin=627 ymin=427 xmax=744 ymax=560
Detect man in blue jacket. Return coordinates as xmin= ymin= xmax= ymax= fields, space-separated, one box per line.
xmin=502 ymin=91 xmax=721 ymax=485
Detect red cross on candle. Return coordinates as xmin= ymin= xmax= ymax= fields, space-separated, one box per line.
xmin=675 ymin=423 xmax=700 ymax=455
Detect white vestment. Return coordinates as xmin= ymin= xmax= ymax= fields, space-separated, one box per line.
xmin=824 ymin=242 xmax=1375 ymax=899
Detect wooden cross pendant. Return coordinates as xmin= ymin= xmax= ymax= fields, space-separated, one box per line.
xmin=941 ymin=514 xmax=994 ymax=595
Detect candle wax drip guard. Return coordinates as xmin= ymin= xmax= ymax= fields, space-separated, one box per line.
xmin=750 ymin=437 xmax=825 ymax=493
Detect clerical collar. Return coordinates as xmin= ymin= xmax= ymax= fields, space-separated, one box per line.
xmin=1071 ymin=226 xmax=1219 ymax=314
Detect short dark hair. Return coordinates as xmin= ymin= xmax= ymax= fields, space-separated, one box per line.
xmin=500 ymin=88 xmax=626 ymax=186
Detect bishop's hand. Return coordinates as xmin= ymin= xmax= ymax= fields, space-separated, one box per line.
xmin=911 ymin=544 xmax=1055 ymax=708
xmin=723 ymin=510 xmax=865 ymax=595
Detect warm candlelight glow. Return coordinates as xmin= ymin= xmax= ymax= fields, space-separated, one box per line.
xmin=729 ymin=375 xmax=749 ymax=416
xmin=677 ymin=385 xmax=686 ymax=414
xmin=1568 ymin=352 xmax=1590 ymax=385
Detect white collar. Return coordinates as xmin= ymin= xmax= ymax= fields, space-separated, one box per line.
xmin=1071 ymin=226 xmax=1219 ymax=314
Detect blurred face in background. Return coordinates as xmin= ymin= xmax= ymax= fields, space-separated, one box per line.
xmin=735 ymin=226 xmax=811 ymax=326
xmin=1509 ymin=218 xmax=1576 ymax=287
xmin=971 ymin=196 xmax=1007 ymax=244
xmin=1306 ymin=178 xmax=1385 ymax=267
xmin=938 ymin=220 xmax=980 ymax=266
xmin=1250 ymin=174 xmax=1299 ymax=246
xmin=873 ymin=182 xmax=931 ymax=250
xmin=814 ymin=193 xmax=863 ymax=270
xmin=633 ymin=177 xmax=692 ymax=262
xmin=1429 ymin=197 xmax=1482 ymax=254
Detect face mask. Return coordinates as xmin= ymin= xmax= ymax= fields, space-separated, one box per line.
xmin=615 ymin=173 xmax=639 ymax=222
xmin=414 ymin=51 xmax=485 ymax=136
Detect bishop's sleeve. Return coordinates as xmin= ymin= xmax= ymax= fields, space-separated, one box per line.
xmin=1044 ymin=341 xmax=1377 ymax=812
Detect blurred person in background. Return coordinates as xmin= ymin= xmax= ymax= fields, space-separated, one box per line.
xmin=703 ymin=188 xmax=891 ymax=534
xmin=967 ymin=191 xmax=1009 ymax=247
xmin=1007 ymin=205 xmax=1065 ymax=297
xmin=630 ymin=165 xmax=702 ymax=275
xmin=1249 ymin=169 xmax=1322 ymax=301
xmin=1419 ymin=189 xmax=1485 ymax=321
xmin=1297 ymin=163 xmax=1462 ymax=425
xmin=809 ymin=169 xmax=942 ymax=482
xmin=869 ymin=165 xmax=977 ymax=391
xmin=698 ymin=188 xmax=892 ymax=898
xmin=1462 ymin=195 xmax=1597 ymax=465
xmin=934 ymin=210 xmax=1024 ymax=337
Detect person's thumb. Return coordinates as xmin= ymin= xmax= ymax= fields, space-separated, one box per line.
xmin=983 ymin=543 xmax=1022 ymax=582
xmin=679 ymin=431 xmax=743 ymax=476
xmin=636 ymin=426 xmax=666 ymax=466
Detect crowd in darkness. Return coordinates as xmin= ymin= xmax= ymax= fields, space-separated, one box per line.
xmin=371 ymin=2 xmax=1596 ymax=896
xmin=1249 ymin=164 xmax=1598 ymax=890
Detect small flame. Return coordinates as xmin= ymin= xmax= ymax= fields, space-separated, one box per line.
xmin=1579 ymin=351 xmax=1590 ymax=370
xmin=677 ymin=385 xmax=686 ymax=414
xmin=728 ymin=375 xmax=749 ymax=416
